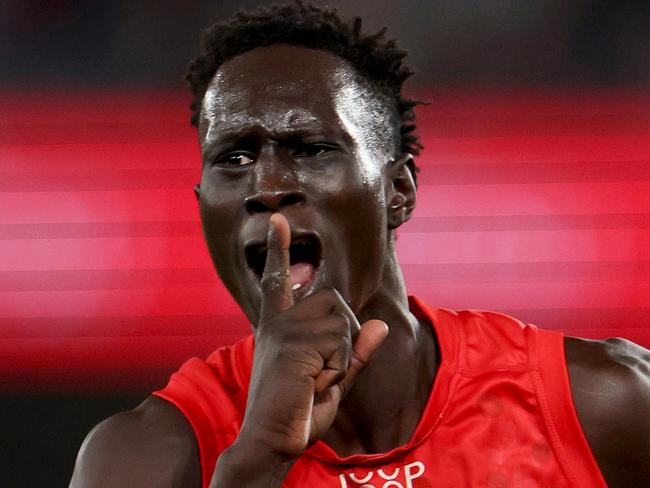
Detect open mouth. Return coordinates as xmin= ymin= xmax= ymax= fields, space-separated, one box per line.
xmin=245 ymin=234 xmax=323 ymax=291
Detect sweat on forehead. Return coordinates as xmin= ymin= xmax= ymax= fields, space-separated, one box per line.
xmin=199 ymin=45 xmax=399 ymax=158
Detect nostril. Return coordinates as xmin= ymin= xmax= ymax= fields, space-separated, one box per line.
xmin=279 ymin=193 xmax=304 ymax=207
xmin=245 ymin=199 xmax=269 ymax=214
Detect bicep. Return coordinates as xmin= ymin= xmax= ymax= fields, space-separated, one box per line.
xmin=69 ymin=397 xmax=201 ymax=488
xmin=567 ymin=337 xmax=650 ymax=486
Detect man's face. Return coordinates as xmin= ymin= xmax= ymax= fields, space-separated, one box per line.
xmin=197 ymin=44 xmax=398 ymax=325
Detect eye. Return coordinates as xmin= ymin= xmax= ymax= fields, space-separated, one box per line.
xmin=214 ymin=151 xmax=255 ymax=167
xmin=292 ymin=143 xmax=336 ymax=159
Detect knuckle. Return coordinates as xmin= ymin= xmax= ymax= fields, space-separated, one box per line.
xmin=339 ymin=332 xmax=352 ymax=350
xmin=260 ymin=271 xmax=289 ymax=291
xmin=323 ymin=329 xmax=352 ymax=355
xmin=339 ymin=336 xmax=353 ymax=363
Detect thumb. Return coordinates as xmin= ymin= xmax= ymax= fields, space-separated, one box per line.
xmin=339 ymin=320 xmax=388 ymax=393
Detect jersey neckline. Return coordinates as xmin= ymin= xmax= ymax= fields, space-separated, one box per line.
xmin=302 ymin=296 xmax=460 ymax=466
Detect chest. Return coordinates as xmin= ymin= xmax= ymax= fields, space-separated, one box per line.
xmin=281 ymin=371 xmax=574 ymax=488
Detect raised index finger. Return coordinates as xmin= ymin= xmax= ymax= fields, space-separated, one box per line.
xmin=260 ymin=213 xmax=294 ymax=320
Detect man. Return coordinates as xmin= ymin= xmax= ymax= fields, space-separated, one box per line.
xmin=70 ymin=3 xmax=650 ymax=487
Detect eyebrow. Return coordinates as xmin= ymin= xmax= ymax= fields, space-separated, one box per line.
xmin=203 ymin=122 xmax=353 ymax=152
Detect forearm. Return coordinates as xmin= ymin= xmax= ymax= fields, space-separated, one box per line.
xmin=210 ymin=438 xmax=295 ymax=487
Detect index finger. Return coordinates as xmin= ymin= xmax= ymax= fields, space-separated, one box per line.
xmin=260 ymin=213 xmax=294 ymax=320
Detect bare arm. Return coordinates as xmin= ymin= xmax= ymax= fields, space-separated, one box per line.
xmin=69 ymin=396 xmax=200 ymax=488
xmin=566 ymin=336 xmax=650 ymax=487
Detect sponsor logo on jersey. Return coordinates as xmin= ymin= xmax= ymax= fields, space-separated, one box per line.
xmin=338 ymin=461 xmax=426 ymax=487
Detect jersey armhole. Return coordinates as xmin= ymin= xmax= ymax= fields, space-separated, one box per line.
xmin=153 ymin=369 xmax=219 ymax=488
xmin=533 ymin=329 xmax=608 ymax=488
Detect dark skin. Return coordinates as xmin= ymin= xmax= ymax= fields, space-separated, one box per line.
xmin=70 ymin=45 xmax=650 ymax=487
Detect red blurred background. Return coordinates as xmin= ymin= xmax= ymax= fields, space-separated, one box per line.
xmin=2 ymin=87 xmax=648 ymax=394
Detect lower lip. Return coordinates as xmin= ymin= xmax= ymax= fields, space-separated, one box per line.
xmin=290 ymin=264 xmax=322 ymax=301
xmin=289 ymin=262 xmax=315 ymax=288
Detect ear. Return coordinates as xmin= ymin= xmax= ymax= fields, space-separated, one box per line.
xmin=194 ymin=184 xmax=201 ymax=201
xmin=386 ymin=153 xmax=416 ymax=230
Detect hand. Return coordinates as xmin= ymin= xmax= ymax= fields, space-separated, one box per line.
xmin=239 ymin=213 xmax=388 ymax=460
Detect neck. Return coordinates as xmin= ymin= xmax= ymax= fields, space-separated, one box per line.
xmin=323 ymin=250 xmax=439 ymax=456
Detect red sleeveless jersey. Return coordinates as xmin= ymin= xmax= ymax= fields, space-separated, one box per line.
xmin=154 ymin=297 xmax=606 ymax=487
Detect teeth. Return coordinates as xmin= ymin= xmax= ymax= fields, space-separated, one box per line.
xmin=291 ymin=283 xmax=302 ymax=291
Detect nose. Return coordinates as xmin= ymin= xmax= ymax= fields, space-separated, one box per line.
xmin=245 ymin=189 xmax=305 ymax=214
xmin=244 ymin=148 xmax=306 ymax=214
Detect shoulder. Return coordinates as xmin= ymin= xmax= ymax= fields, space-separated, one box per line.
xmin=69 ymin=395 xmax=200 ymax=488
xmin=565 ymin=336 xmax=650 ymax=486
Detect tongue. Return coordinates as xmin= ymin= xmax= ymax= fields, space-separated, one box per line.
xmin=289 ymin=262 xmax=315 ymax=289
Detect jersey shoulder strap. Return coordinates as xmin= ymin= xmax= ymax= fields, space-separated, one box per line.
xmin=153 ymin=334 xmax=254 ymax=487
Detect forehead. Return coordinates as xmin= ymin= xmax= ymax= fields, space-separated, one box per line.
xmin=199 ymin=45 xmax=393 ymax=155
xmin=201 ymin=45 xmax=353 ymax=137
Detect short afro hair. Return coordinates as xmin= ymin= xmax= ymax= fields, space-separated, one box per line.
xmin=187 ymin=1 xmax=423 ymax=181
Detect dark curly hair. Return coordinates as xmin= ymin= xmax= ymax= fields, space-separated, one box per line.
xmin=187 ymin=1 xmax=423 ymax=182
